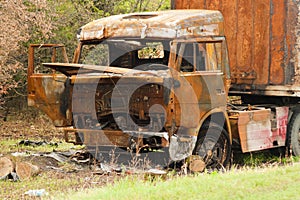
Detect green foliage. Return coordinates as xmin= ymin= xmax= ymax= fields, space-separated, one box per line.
xmin=241 ymin=152 xmax=278 ymax=167
xmin=81 ymin=43 xmax=109 ymax=65
xmin=232 ymin=150 xmax=300 ymax=168
xmin=138 ymin=42 xmax=164 ymax=59
xmin=45 ymin=0 xmax=170 ymax=60
xmin=79 ymin=0 xmax=170 ymax=16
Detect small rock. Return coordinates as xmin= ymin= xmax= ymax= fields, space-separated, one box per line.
xmin=145 ymin=168 xmax=167 ymax=181
xmin=0 ymin=157 xmax=14 ymax=179
xmin=16 ymin=162 xmax=40 ymax=181
xmin=25 ymin=189 xmax=48 ymax=197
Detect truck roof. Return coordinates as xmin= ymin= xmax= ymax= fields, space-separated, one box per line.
xmin=78 ymin=9 xmax=224 ymax=41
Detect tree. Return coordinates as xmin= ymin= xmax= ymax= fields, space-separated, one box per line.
xmin=80 ymin=0 xmax=170 ymax=16
xmin=0 ymin=0 xmax=54 ymax=107
xmin=0 ymin=0 xmax=170 ymax=114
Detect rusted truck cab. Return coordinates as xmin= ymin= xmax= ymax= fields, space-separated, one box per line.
xmin=28 ymin=10 xmax=232 ymax=168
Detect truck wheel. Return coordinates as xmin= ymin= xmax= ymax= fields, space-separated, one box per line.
xmin=193 ymin=123 xmax=231 ymax=170
xmin=287 ymin=112 xmax=300 ymax=156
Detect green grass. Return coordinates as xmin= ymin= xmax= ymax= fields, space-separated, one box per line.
xmin=58 ymin=163 xmax=300 ymax=200
xmin=233 ymin=151 xmax=300 ymax=168
xmin=0 ymin=171 xmax=86 ymax=199
xmin=0 ymin=139 xmax=83 ymax=154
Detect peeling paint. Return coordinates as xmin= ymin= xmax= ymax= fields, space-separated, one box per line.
xmin=79 ymin=10 xmax=224 ymax=41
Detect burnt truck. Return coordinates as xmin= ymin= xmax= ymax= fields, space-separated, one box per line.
xmin=27 ymin=1 xmax=300 ymax=170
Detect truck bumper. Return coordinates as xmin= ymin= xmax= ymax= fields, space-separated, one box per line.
xmin=63 ymin=128 xmax=169 ymax=149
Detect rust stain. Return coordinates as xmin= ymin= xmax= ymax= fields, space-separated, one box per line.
xmin=270 ymin=0 xmax=285 ymax=85
xmin=173 ymin=0 xmax=300 ymax=97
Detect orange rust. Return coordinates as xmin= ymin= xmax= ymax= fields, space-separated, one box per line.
xmin=253 ymin=0 xmax=270 ymax=85
xmin=27 ymin=74 xmax=72 ymax=126
xmin=27 ymin=44 xmax=71 ymax=127
xmin=27 ymin=10 xmax=231 ymax=152
xmin=270 ymin=0 xmax=285 ymax=85
xmin=78 ymin=10 xmax=224 ymax=41
xmin=173 ymin=0 xmax=300 ymax=96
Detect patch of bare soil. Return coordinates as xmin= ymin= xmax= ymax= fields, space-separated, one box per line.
xmin=0 ymin=112 xmax=64 ymax=141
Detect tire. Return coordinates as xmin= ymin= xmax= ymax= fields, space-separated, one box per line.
xmin=287 ymin=112 xmax=300 ymax=156
xmin=193 ymin=123 xmax=231 ymax=169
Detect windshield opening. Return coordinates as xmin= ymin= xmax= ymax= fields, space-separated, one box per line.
xmin=79 ymin=39 xmax=170 ymax=71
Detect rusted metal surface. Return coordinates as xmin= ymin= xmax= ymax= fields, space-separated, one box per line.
xmin=64 ymin=128 xmax=169 ymax=148
xmin=28 ymin=44 xmax=68 ymax=77
xmin=78 ymin=10 xmax=224 ymax=41
xmin=172 ymin=0 xmax=300 ymax=97
xmin=27 ymin=74 xmax=72 ymax=126
xmin=27 ymin=44 xmax=71 ymax=127
xmin=229 ymin=107 xmax=288 ymax=152
xmin=28 ymin=10 xmax=232 ymax=164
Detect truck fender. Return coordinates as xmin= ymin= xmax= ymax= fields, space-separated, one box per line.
xmin=196 ymin=108 xmax=232 ymax=143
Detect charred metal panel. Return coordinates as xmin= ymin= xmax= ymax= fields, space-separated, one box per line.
xmin=174 ymin=72 xmax=226 ymax=129
xmin=173 ymin=0 xmax=300 ymax=97
xmin=27 ymin=44 xmax=71 ymax=127
xmin=27 ymin=74 xmax=72 ymax=126
xmin=229 ymin=107 xmax=288 ymax=152
xmin=69 ymin=73 xmax=171 ymax=149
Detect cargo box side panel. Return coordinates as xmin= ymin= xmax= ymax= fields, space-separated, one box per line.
xmin=230 ymin=107 xmax=288 ymax=153
xmin=172 ymin=0 xmax=205 ymax=9
xmin=270 ymin=0 xmax=286 ymax=85
xmin=221 ymin=0 xmax=238 ymax=79
xmin=289 ymin=0 xmax=300 ymax=85
xmin=173 ymin=0 xmax=271 ymax=86
xmin=218 ymin=0 xmax=271 ymax=86
xmin=253 ymin=0 xmax=271 ymax=85
xmin=235 ymin=0 xmax=256 ymax=84
xmin=173 ymin=0 xmax=300 ymax=96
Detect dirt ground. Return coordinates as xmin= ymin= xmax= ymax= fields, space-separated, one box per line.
xmin=0 ymin=110 xmax=64 ymax=141
xmin=0 ymin=112 xmax=127 ymax=199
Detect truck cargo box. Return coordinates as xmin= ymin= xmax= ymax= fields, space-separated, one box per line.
xmin=172 ymin=0 xmax=300 ymax=98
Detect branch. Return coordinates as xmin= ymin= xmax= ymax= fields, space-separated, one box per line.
xmin=156 ymin=0 xmax=165 ymax=11
xmin=142 ymin=0 xmax=151 ymax=11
